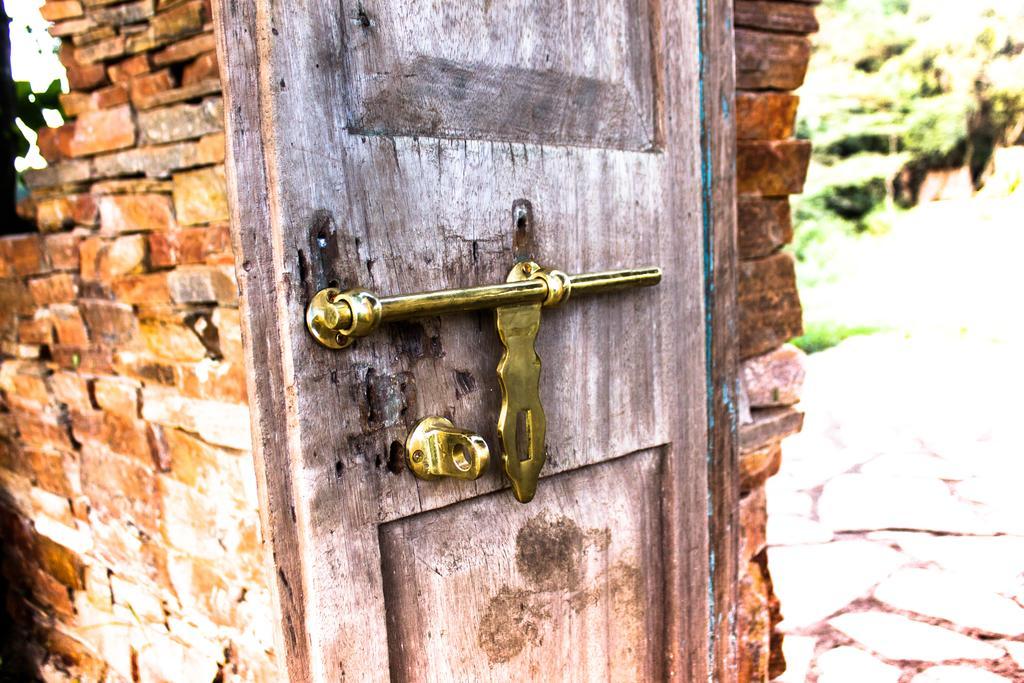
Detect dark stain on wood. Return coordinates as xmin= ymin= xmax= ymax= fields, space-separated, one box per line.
xmin=514 ymin=515 xmax=584 ymax=591
xmin=305 ymin=209 xmax=346 ymax=294
xmin=363 ymin=368 xmax=415 ymax=429
xmin=386 ymin=440 xmax=405 ymax=474
xmin=476 ymin=586 xmax=548 ymax=664
xmin=477 ymin=513 xmax=644 ymax=665
xmin=452 ymin=369 xmax=477 ymax=399
xmin=386 ymin=322 xmax=442 ymax=360
xmin=349 ymin=56 xmax=656 ymax=151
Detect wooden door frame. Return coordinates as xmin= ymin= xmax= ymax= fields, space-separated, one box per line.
xmin=212 ymin=1 xmax=739 ymax=680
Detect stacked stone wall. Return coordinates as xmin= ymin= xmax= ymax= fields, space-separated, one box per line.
xmin=733 ymin=1 xmax=819 ymax=680
xmin=1 ymin=1 xmax=817 ymax=681
xmin=0 ymin=1 xmax=276 ymax=681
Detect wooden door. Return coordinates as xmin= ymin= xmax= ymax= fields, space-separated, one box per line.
xmin=213 ymin=1 xmax=738 ymax=681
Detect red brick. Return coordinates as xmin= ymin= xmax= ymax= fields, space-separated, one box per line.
xmin=28 ymin=448 xmax=77 ymax=497
xmin=49 ymin=371 xmax=93 ymax=412
xmin=148 ymin=224 xmax=231 ymax=267
xmin=167 ymin=266 xmax=236 ymax=304
xmin=98 ymin=193 xmax=175 ymax=233
xmin=111 ymin=272 xmax=171 ymax=305
xmin=78 ymin=236 xmax=102 ymax=280
xmin=141 ymin=387 xmax=250 ymax=451
xmin=738 ymin=140 xmax=812 ymax=197
xmin=12 ymin=408 xmax=73 ymax=451
xmin=737 ymin=92 xmax=800 ymax=141
xmin=79 ymin=299 xmax=139 ymax=347
xmin=50 ymin=346 xmax=114 ymax=374
xmin=159 ymin=472 xmax=252 ymax=559
xmin=151 ymin=1 xmax=206 ymax=41
xmin=48 ymin=17 xmax=96 ymax=40
xmin=72 ymin=409 xmax=153 ymax=463
xmin=112 ymin=351 xmax=177 ymax=388
xmin=43 ymin=626 xmax=108 ymax=682
xmin=129 ymin=69 xmax=176 ymax=107
xmin=72 ymin=194 xmax=99 ymax=226
xmin=0 ymin=280 xmax=34 ymax=318
xmin=31 ymin=567 xmax=77 ymax=618
xmin=59 ymin=84 xmax=130 ymax=117
xmin=35 ymin=197 xmax=75 ymax=232
xmin=132 ymin=624 xmax=221 ymax=683
xmin=174 ymin=360 xmax=247 ymax=404
xmin=107 ymin=234 xmax=148 ymax=278
xmin=44 ymin=232 xmax=83 ymax=271
xmin=195 ymin=132 xmax=225 ymax=166
xmin=35 ymin=533 xmax=86 ymax=590
xmin=92 ymin=377 xmax=140 ymax=416
xmin=107 ymin=53 xmax=151 ymax=85
xmin=80 ymin=443 xmax=160 ymax=537
xmin=88 ymin=0 xmax=155 ymax=26
xmin=40 ymin=1 xmax=84 ymax=21
xmin=739 ymin=197 xmax=793 ymax=260
xmin=80 ymin=234 xmax=147 ymax=283
xmin=740 ymin=442 xmax=782 ymax=493
xmin=735 ymin=0 xmax=819 ymax=34
xmin=172 ymin=166 xmax=228 ymax=226
xmin=166 ymin=552 xmax=242 ymax=626
xmin=181 ymin=52 xmax=218 ymax=86
xmin=738 ymin=253 xmax=804 ymax=359
xmin=66 ymin=60 xmax=108 ymax=90
xmin=36 ymin=125 xmax=75 ymax=163
xmin=49 ymin=305 xmax=89 ymax=347
xmin=152 ymin=32 xmax=215 ymax=66
xmin=139 ymin=317 xmax=208 ymax=362
xmin=0 ymin=362 xmax=51 ymax=406
xmin=74 ymin=34 xmax=126 ymax=64
xmin=67 ymin=105 xmax=135 ymax=158
xmin=28 ymin=273 xmax=79 ymax=305
xmin=18 ymin=316 xmax=53 ymax=346
xmin=736 ymin=29 xmax=811 ymax=91
xmin=0 ymin=235 xmax=46 ymax=277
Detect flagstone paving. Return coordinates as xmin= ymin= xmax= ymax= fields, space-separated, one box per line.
xmin=768 ymin=333 xmax=1024 ymax=682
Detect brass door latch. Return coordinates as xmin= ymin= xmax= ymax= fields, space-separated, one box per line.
xmin=306 ymin=261 xmax=660 ymax=502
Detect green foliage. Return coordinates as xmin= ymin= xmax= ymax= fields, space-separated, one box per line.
xmin=10 ymin=78 xmax=62 ymax=159
xmin=902 ymin=93 xmax=972 ymax=160
xmin=802 ymin=0 xmax=1024 ymax=174
xmin=789 ymin=0 xmax=1024 ymax=352
xmin=791 ymin=322 xmax=885 ymax=354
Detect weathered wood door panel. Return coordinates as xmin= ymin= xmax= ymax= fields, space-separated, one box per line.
xmin=213 ymin=0 xmax=738 ymax=681
xmin=381 ymin=448 xmax=664 ymax=681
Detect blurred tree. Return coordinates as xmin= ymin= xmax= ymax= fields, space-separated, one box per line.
xmin=1 ymin=6 xmax=31 ymax=232
xmin=1 ymin=2 xmax=63 ymax=235
xmin=792 ymin=0 xmax=1024 ymax=265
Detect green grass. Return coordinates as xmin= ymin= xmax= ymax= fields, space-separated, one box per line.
xmin=792 ymin=322 xmax=886 ymax=354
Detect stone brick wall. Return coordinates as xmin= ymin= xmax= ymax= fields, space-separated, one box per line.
xmin=733 ymin=1 xmax=818 ymax=681
xmin=0 ymin=1 xmax=276 ymax=681
xmin=0 ymin=1 xmax=816 ymax=681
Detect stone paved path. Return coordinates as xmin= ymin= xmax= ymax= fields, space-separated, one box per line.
xmin=768 ymin=332 xmax=1024 ymax=682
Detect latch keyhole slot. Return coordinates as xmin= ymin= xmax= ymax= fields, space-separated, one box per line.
xmin=516 ymin=410 xmax=532 ymax=462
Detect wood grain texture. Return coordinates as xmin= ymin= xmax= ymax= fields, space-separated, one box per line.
xmin=701 ymin=0 xmax=741 ymax=679
xmin=344 ymin=0 xmax=660 ymax=151
xmin=214 ymin=0 xmax=725 ymax=680
xmin=380 ymin=448 xmax=665 ymax=682
xmin=210 ymin=0 xmax=308 ymax=678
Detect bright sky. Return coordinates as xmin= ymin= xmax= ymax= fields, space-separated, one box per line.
xmin=6 ymin=0 xmax=66 ymax=170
